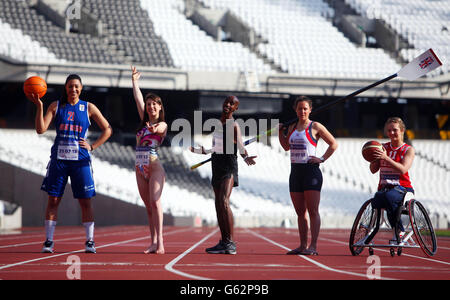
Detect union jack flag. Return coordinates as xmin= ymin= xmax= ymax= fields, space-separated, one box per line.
xmin=419 ymin=56 xmax=434 ymax=69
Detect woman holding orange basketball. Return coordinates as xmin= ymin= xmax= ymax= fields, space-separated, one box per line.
xmin=369 ymin=117 xmax=415 ymax=239
xmin=27 ymin=74 xmax=112 ymax=254
xmin=131 ymin=66 xmax=167 ymax=254
xmin=279 ymin=96 xmax=338 ymax=255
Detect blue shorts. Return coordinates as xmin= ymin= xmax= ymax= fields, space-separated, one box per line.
xmin=41 ymin=159 xmax=96 ymax=199
xmin=371 ymin=186 xmax=414 ymax=232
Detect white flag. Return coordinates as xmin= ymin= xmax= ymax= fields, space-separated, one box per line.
xmin=397 ymin=48 xmax=442 ymax=80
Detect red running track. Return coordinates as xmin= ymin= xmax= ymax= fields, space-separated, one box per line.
xmin=0 ymin=226 xmax=449 ymax=280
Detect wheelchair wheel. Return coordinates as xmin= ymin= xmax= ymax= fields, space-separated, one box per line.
xmin=409 ymin=199 xmax=437 ymax=257
xmin=349 ymin=199 xmax=377 ymax=256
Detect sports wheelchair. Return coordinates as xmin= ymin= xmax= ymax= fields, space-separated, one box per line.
xmin=349 ymin=192 xmax=437 ymax=257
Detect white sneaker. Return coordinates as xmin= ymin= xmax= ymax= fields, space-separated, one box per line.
xmin=85 ymin=240 xmax=96 ymax=253
xmin=41 ymin=240 xmax=54 ymax=253
xmin=389 ymin=231 xmax=405 ymax=245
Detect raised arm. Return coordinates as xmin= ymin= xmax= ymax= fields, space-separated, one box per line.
xmin=131 ymin=65 xmax=145 ymax=120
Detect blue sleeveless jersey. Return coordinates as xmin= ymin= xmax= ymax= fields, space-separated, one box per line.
xmin=50 ymin=100 xmax=91 ymax=161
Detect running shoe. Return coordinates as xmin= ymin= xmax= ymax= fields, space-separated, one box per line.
xmin=205 ymin=240 xmax=236 ymax=255
xmin=85 ymin=240 xmax=96 ymax=253
xmin=41 ymin=240 xmax=54 ymax=253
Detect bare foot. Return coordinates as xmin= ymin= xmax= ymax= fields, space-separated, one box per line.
xmin=155 ymin=245 xmax=165 ymax=254
xmin=286 ymin=246 xmax=306 ymax=255
xmin=144 ymin=244 xmax=157 ymax=254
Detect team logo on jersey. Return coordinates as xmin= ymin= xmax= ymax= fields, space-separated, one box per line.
xmin=79 ymin=104 xmax=85 ymax=111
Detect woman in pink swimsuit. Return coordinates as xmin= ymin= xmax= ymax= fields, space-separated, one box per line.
xmin=132 ymin=66 xmax=167 ymax=254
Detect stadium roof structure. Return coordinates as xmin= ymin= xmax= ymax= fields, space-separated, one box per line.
xmin=0 ymin=56 xmax=448 ymax=100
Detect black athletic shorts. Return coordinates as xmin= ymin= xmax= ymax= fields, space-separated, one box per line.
xmin=211 ymin=153 xmax=238 ymax=188
xmin=289 ymin=163 xmax=323 ymax=193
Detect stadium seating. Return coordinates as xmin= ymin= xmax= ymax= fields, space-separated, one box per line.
xmin=345 ymin=0 xmax=450 ymax=75
xmin=139 ymin=0 xmax=273 ymax=73
xmin=83 ymin=0 xmax=175 ymax=67
xmin=0 ymin=128 xmax=448 ymax=227
xmin=0 ymin=0 xmax=447 ymax=79
xmin=0 ymin=129 xmax=218 ymax=222
xmin=0 ymin=0 xmax=123 ymax=65
xmin=199 ymin=0 xmax=402 ymax=79
xmin=183 ymin=134 xmax=450 ymax=224
xmin=0 ymin=19 xmax=65 ymax=64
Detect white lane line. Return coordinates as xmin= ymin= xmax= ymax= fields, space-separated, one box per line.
xmin=165 ymin=228 xmax=219 ymax=280
xmin=320 ymin=236 xmax=450 ymax=266
xmin=246 ymin=228 xmax=397 ymax=280
xmin=0 ymin=229 xmax=147 ymax=249
xmin=0 ymin=226 xmax=144 ymax=242
xmin=0 ymin=230 xmax=78 ymax=241
xmin=0 ymin=228 xmax=190 ymax=271
xmin=284 ymin=230 xmax=450 ymax=266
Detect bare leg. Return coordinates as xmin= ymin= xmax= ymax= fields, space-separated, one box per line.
xmin=304 ymin=190 xmax=321 ymax=252
xmin=290 ymin=192 xmax=308 ymax=252
xmin=45 ymin=196 xmax=62 ymax=221
xmin=213 ymin=176 xmax=235 ymax=242
xmin=78 ymin=198 xmax=94 ymax=223
xmin=148 ymin=163 xmax=165 ymax=254
xmin=136 ymin=168 xmax=156 ymax=253
xmin=44 ymin=196 xmax=61 ymax=242
xmin=78 ymin=198 xmax=95 ymax=244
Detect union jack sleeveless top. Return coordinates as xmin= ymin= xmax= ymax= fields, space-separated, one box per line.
xmin=288 ymin=121 xmax=317 ymax=164
xmin=378 ymin=142 xmax=413 ymax=190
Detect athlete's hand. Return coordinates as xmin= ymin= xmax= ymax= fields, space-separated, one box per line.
xmin=146 ymin=122 xmax=158 ymax=133
xmin=307 ymin=156 xmax=323 ymax=164
xmin=372 ymin=147 xmax=387 ymax=161
xmin=79 ymin=138 xmax=93 ymax=151
xmin=190 ymin=146 xmax=207 ymax=154
xmin=244 ymin=155 xmax=257 ymax=166
xmin=27 ymin=93 xmax=42 ymax=106
xmin=131 ymin=66 xmax=141 ymax=82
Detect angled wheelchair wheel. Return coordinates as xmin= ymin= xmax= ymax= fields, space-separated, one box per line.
xmin=409 ymin=199 xmax=437 ymax=257
xmin=349 ymin=199 xmax=377 ymax=256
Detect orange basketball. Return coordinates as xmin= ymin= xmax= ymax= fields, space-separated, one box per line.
xmin=23 ymin=76 xmax=47 ymax=99
xmin=362 ymin=140 xmax=383 ymax=162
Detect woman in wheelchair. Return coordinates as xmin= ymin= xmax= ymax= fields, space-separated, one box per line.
xmin=369 ymin=117 xmax=415 ymax=241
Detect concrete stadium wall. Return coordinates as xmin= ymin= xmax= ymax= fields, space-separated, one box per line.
xmin=0 ymin=58 xmax=447 ymax=100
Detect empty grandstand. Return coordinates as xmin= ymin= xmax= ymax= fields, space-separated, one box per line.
xmin=0 ymin=0 xmax=448 ymax=229
xmin=0 ymin=128 xmax=448 ymax=228
xmin=0 ymin=0 xmax=448 ymax=79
